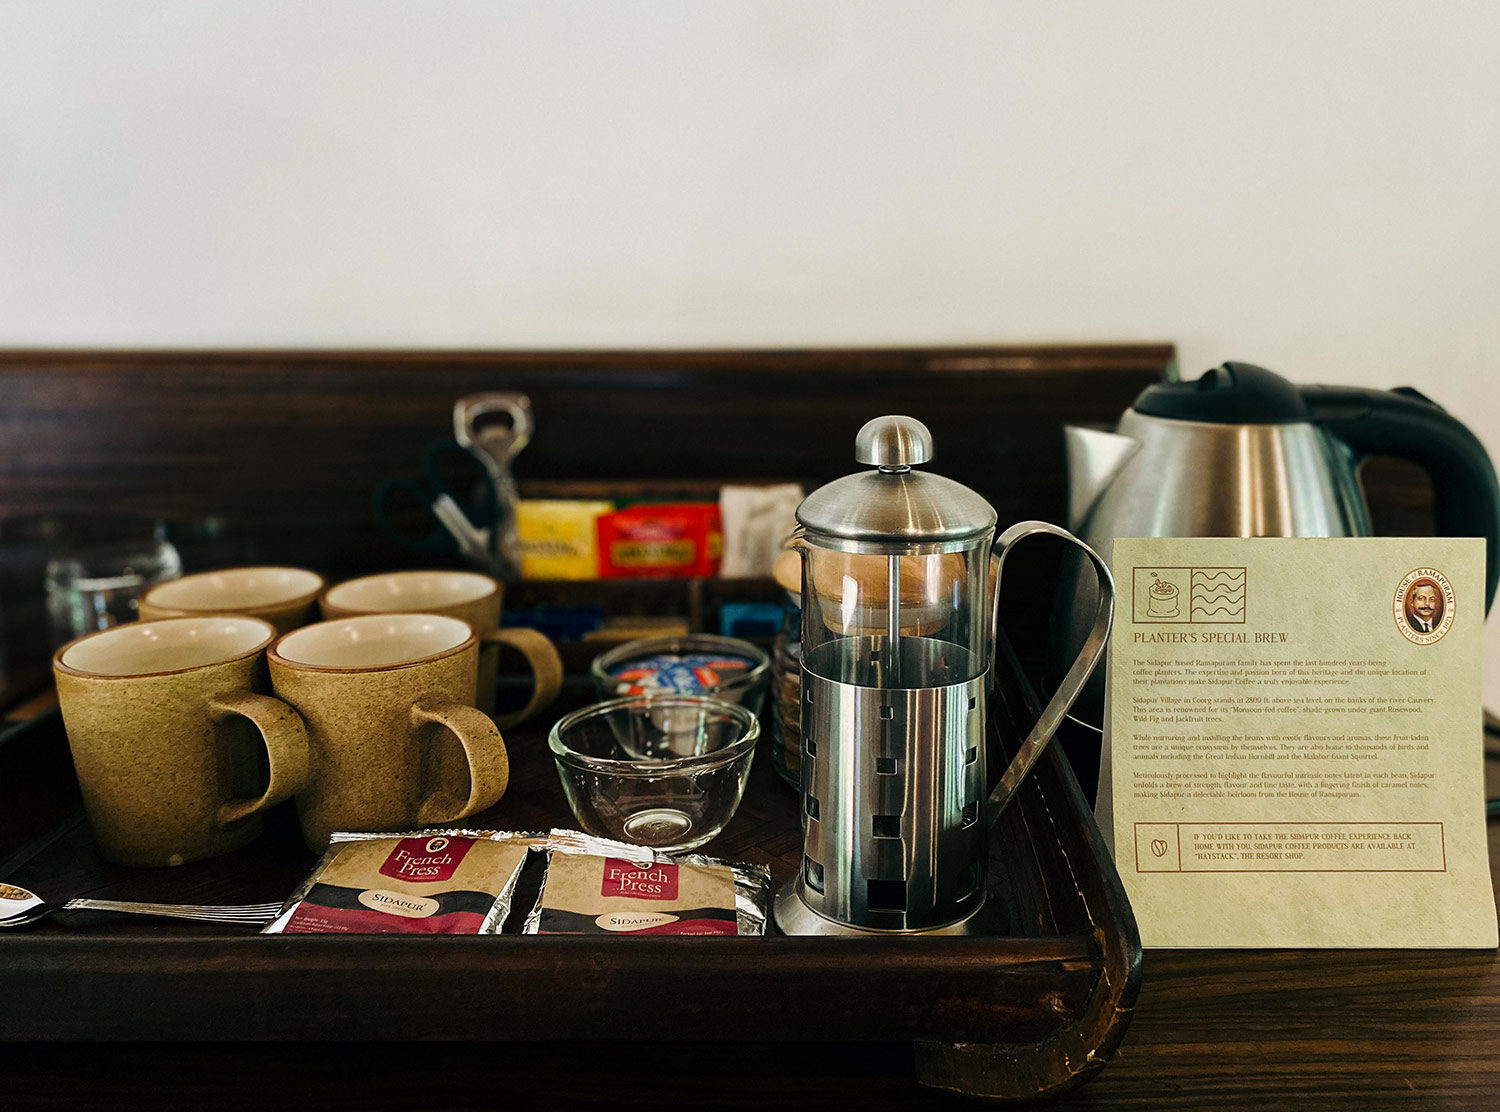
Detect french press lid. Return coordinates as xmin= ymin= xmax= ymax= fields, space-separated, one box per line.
xmin=796 ymin=416 xmax=997 ymax=549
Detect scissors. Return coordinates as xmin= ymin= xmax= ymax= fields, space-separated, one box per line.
xmin=373 ymin=439 xmax=503 ymax=573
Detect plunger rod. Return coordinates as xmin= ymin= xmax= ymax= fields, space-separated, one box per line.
xmin=887 ymin=555 xmax=900 ymax=686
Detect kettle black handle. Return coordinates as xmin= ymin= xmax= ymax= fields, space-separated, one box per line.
xmin=1302 ymin=384 xmax=1500 ymax=611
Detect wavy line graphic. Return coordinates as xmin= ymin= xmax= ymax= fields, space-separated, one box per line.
xmin=1194 ymin=571 xmax=1244 ymax=583
xmin=1182 ymin=567 xmax=1247 ymax=622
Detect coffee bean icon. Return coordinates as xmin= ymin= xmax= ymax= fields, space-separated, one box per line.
xmin=1150 ymin=838 xmax=1169 ymax=858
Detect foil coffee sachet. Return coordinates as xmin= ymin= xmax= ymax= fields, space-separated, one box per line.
xmin=264 ymin=830 xmax=544 ymax=935
xmin=522 ymin=829 xmax=771 ymax=936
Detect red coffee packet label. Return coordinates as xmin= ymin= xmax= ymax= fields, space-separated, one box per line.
xmin=600 ymin=857 xmax=679 ymax=901
xmin=378 ymin=835 xmax=474 ymax=883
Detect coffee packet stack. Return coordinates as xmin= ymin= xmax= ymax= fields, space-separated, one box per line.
xmin=265 ymin=828 xmax=772 ymax=936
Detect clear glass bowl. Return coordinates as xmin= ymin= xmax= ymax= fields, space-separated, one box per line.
xmin=588 ymin=633 xmax=771 ymax=716
xmin=548 ymin=694 xmax=760 ymax=853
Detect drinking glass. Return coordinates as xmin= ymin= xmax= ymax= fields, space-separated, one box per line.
xmin=548 ymin=695 xmax=759 ymax=853
xmin=46 ymin=539 xmax=183 ymax=647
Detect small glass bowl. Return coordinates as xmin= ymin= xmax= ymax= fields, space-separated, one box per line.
xmin=548 ymin=694 xmax=760 ymax=853
xmin=588 ymin=633 xmax=771 ymax=716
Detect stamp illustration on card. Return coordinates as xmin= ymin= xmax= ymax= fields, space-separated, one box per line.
xmin=1393 ymin=568 xmax=1456 ymax=645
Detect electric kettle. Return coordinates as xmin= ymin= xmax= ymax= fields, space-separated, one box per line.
xmin=1060 ymin=361 xmax=1500 ymax=731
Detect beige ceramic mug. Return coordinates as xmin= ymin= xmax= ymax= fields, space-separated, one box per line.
xmin=139 ymin=566 xmax=326 ymax=635
xmin=319 ymin=570 xmax=563 ymax=728
xmin=268 ymin=613 xmax=510 ymax=851
xmin=53 ymin=617 xmax=311 ymax=867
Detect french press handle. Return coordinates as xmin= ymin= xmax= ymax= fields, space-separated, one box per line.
xmin=985 ymin=521 xmax=1114 ymax=825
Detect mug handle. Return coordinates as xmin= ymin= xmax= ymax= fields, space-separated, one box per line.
xmin=208 ymin=690 xmax=312 ymax=826
xmin=985 ymin=521 xmax=1114 ymax=825
xmin=410 ymin=697 xmax=511 ymax=824
xmin=479 ymin=627 xmax=564 ymax=729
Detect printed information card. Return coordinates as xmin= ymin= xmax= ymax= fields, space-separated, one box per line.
xmin=1099 ymin=537 xmax=1497 ymax=948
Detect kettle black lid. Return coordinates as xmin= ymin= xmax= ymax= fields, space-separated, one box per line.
xmin=1134 ymin=362 xmax=1311 ymax=424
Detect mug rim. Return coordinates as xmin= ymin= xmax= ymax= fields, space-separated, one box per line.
xmin=53 ymin=616 xmax=278 ymax=679
xmin=268 ymin=613 xmax=478 ymax=673
xmin=320 ymin=569 xmax=500 ymax=615
xmin=141 ymin=565 xmax=326 ymax=612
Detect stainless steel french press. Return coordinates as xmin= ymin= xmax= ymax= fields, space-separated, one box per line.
xmin=772 ymin=416 xmax=1114 ymax=935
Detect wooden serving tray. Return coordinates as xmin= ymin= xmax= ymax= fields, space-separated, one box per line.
xmin=0 ymin=346 xmax=1159 ymax=1100
xmin=0 ymin=643 xmax=1139 ymax=1103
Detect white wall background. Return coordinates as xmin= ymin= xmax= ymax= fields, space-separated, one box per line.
xmin=2 ymin=1 xmax=1498 ymax=695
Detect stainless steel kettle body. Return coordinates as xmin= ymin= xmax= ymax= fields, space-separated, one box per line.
xmin=1069 ymin=411 xmax=1371 ymax=545
xmin=1058 ymin=361 xmax=1500 ymax=742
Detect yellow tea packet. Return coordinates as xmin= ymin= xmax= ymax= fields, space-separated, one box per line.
xmin=515 ymin=500 xmax=612 ymax=579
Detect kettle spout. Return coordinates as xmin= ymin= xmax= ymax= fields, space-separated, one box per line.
xmin=1064 ymin=425 xmax=1141 ymax=530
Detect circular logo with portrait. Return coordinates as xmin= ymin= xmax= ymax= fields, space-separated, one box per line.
xmin=1393 ymin=568 xmax=1456 ymax=645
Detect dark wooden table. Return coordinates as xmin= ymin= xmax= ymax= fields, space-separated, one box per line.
xmin=2 ymin=347 xmax=1495 ymax=1108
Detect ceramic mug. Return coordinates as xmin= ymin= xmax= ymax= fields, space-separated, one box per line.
xmin=139 ymin=566 xmax=326 ymax=635
xmin=53 ymin=617 xmax=310 ymax=867
xmin=268 ymin=613 xmax=510 ymax=851
xmin=319 ymin=570 xmax=563 ymax=728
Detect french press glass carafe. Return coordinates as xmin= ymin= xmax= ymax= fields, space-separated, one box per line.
xmin=773 ymin=416 xmax=1114 ymax=935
